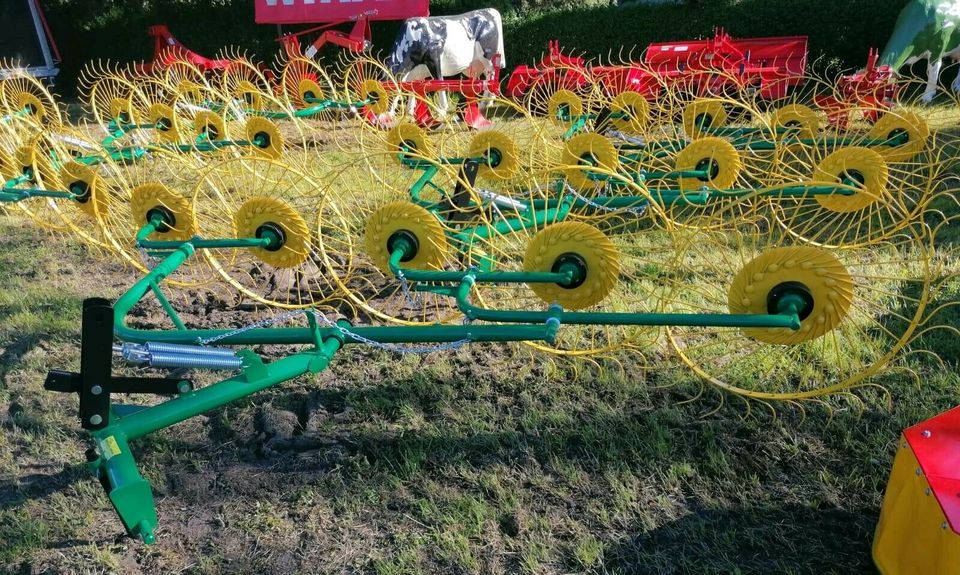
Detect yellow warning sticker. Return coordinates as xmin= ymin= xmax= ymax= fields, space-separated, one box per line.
xmin=102 ymin=436 xmax=122 ymax=460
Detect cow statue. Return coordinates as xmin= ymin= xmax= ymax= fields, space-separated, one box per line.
xmin=386 ymin=8 xmax=505 ymax=118
xmin=881 ymin=0 xmax=960 ymax=102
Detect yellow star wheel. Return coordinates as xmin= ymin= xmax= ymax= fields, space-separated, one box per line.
xmin=682 ymin=99 xmax=728 ymax=139
xmin=562 ymin=132 xmax=620 ymax=190
xmin=608 ymin=91 xmax=651 ymax=134
xmin=674 ymin=137 xmax=741 ymax=191
xmin=17 ymin=92 xmax=47 ymax=123
xmin=233 ymin=197 xmax=311 ymax=268
xmin=360 ymin=79 xmax=390 ymax=115
xmin=234 ymin=80 xmax=265 ymax=111
xmin=109 ymin=97 xmax=138 ymax=125
xmin=16 ymin=143 xmax=60 ymax=189
xmin=386 ymin=122 xmax=434 ymax=164
xmin=298 ymin=78 xmax=326 ymax=107
xmin=728 ymin=246 xmax=853 ymax=345
xmin=867 ymin=109 xmax=929 ymax=162
xmin=59 ymin=162 xmax=105 ymax=220
xmin=148 ymin=103 xmax=181 ymax=143
xmin=130 ymin=183 xmax=197 ymax=242
xmin=524 ymin=221 xmax=620 ymax=310
xmin=547 ymin=89 xmax=584 ymax=125
xmin=468 ymin=130 xmax=519 ymax=181
xmin=813 ymin=147 xmax=888 ymax=213
xmin=364 ymin=201 xmax=451 ymax=275
xmin=193 ymin=110 xmax=226 ymax=143
xmin=770 ymin=104 xmax=819 ymax=141
xmin=245 ymin=117 xmax=284 ymax=159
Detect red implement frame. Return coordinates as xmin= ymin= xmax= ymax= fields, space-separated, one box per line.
xmin=364 ymin=55 xmax=503 ymax=130
xmin=814 ymin=49 xmax=899 ymax=127
xmin=903 ymin=405 xmax=960 ymax=534
xmin=645 ymin=29 xmax=807 ymax=99
xmin=506 ymin=30 xmax=808 ymax=103
xmin=145 ymin=25 xmax=233 ymax=74
xmin=255 ymin=0 xmax=429 ymax=56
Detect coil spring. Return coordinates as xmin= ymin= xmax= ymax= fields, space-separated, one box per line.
xmin=119 ymin=342 xmax=242 ymax=371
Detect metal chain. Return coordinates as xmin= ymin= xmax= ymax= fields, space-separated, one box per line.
xmin=196 ymin=309 xmax=305 ymax=346
xmin=562 ymin=182 xmax=648 ymax=217
xmin=137 ymin=246 xmax=158 ymax=270
xmin=307 ymin=310 xmax=471 ymax=354
xmin=605 ymin=129 xmax=647 ymax=146
xmin=395 ymin=267 xmax=423 ymax=308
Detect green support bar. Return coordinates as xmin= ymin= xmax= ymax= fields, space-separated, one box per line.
xmin=408 ymin=164 xmax=441 ymax=203
xmin=388 ymin=245 xmax=573 ymax=285
xmin=452 ymin=275 xmax=801 ymax=330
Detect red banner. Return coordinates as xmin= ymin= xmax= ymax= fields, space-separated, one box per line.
xmin=255 ymin=0 xmax=429 ymax=24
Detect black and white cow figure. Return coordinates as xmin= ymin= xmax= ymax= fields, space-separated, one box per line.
xmin=386 ymin=8 xmax=505 ymax=119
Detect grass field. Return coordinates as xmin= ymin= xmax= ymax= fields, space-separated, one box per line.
xmin=2 ymin=104 xmax=960 ymax=573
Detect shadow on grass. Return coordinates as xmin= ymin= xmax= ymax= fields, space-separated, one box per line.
xmin=0 ymin=464 xmax=90 ymax=511
xmin=602 ymin=502 xmax=877 ymax=574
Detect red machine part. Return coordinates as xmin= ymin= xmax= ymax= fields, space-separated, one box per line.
xmin=279 ymin=18 xmax=373 ymax=57
xmin=506 ymin=30 xmax=809 ymax=103
xmin=365 ymin=55 xmax=504 ymax=129
xmin=644 ymin=28 xmax=807 ymax=100
xmin=903 ymin=405 xmax=960 ymax=534
xmin=145 ymin=25 xmax=233 ymax=74
xmin=814 ymin=49 xmax=899 ymax=128
xmin=254 ymin=0 xmax=428 ymax=24
xmin=257 ymin=0 xmax=429 ymax=56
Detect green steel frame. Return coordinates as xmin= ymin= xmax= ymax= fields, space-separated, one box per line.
xmin=558 ymin=107 xmax=914 ymax=163
xmin=54 ymin=204 xmax=811 ymax=542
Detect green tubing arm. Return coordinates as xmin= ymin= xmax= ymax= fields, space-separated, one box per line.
xmin=135 ymin=220 xmax=159 ymax=244
xmin=719 ymin=185 xmax=857 ymax=199
xmin=291 ymin=99 xmax=369 ymax=118
xmin=408 ymin=164 xmax=441 ymax=202
xmin=562 ymin=116 xmax=590 ymax=140
xmin=86 ymin=335 xmax=344 ymax=544
xmin=148 ymin=279 xmax=186 ymax=330
xmin=451 ymin=197 xmax=573 ymax=246
xmin=112 ymin=246 xmax=558 ymax=347
xmin=137 ymin=236 xmax=273 ymax=250
xmin=453 ymin=276 xmax=801 ymax=330
xmin=0 ymin=180 xmax=77 ymax=202
xmin=387 ymin=246 xmax=572 ymax=285
xmin=0 ymin=107 xmax=32 ymax=123
xmin=400 ymin=155 xmax=486 ymax=170
xmin=645 ymin=169 xmax=709 ymax=180
xmin=134 ymin=217 xmax=277 ymax=250
xmin=109 ymin=340 xmax=344 ymax=442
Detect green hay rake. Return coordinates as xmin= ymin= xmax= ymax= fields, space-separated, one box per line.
xmin=47 ymin=216 xmax=822 ymax=543
xmin=0 ymin=60 xmax=940 ymax=547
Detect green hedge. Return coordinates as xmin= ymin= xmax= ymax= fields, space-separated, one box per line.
xmin=41 ymin=0 xmax=904 ymax=96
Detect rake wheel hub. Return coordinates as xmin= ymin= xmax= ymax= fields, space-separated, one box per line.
xmin=551 ymin=253 xmax=587 ymax=289
xmin=70 ymin=181 xmax=92 ymax=204
xmin=145 ymin=206 xmax=176 ymax=233
xmin=840 ymin=169 xmax=866 ymax=187
xmin=255 ymin=222 xmax=286 ymax=252
xmin=886 ymin=127 xmax=909 ymax=146
xmin=766 ymin=281 xmax=814 ymax=321
xmin=387 ymin=230 xmax=420 ymax=263
xmin=253 ymin=131 xmax=271 ymax=150
xmin=485 ymin=147 xmax=503 ymax=168
xmin=695 ymin=157 xmax=721 ymax=182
